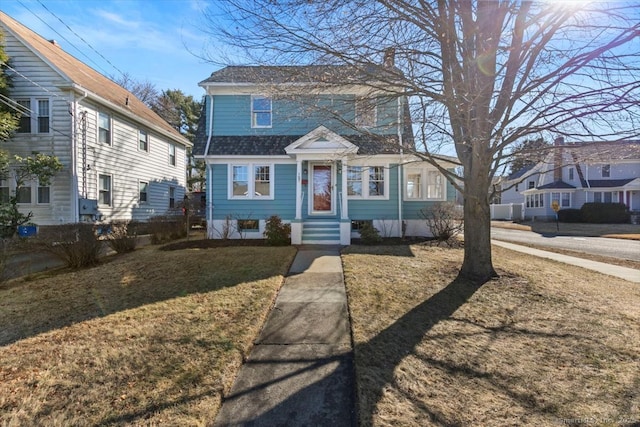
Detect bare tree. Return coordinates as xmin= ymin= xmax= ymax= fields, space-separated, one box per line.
xmin=112 ymin=72 xmax=159 ymax=107
xmin=204 ymin=0 xmax=640 ymax=281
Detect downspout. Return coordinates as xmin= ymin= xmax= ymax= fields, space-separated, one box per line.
xmin=205 ymin=95 xmax=214 ymax=234
xmin=397 ymin=96 xmax=403 ymax=237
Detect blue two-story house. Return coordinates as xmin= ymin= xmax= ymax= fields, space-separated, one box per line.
xmin=193 ymin=64 xmax=457 ymax=244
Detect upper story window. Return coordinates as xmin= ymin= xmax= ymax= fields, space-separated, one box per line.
xmin=568 ymin=167 xmax=574 ymax=180
xmin=138 ymin=129 xmax=149 ymax=152
xmin=230 ymin=164 xmax=274 ymax=199
xmin=528 ymin=180 xmax=535 ymax=189
xmin=355 ymin=97 xmax=377 ymax=128
xmin=38 ymin=181 xmax=51 ymax=204
xmin=251 ymin=96 xmax=272 ymax=128
xmin=404 ymin=167 xmax=446 ymax=201
xmin=98 ymin=112 xmax=111 ymax=145
xmin=602 ymin=164 xmax=610 ymax=178
xmin=16 ymin=99 xmax=31 ymax=133
xmin=37 ymin=99 xmax=50 ymax=133
xmin=169 ymin=144 xmax=176 ymax=166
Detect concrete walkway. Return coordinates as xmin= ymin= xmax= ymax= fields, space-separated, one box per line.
xmin=214 ymin=245 xmax=356 ymax=426
xmin=492 ymin=240 xmax=640 ymax=283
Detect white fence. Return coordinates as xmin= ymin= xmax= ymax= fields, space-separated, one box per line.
xmin=490 ymin=203 xmax=524 ymax=221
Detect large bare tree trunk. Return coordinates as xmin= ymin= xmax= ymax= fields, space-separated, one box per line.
xmin=458 ymin=151 xmax=497 ymax=282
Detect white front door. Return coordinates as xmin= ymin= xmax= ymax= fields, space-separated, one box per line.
xmin=310 ymin=163 xmax=334 ymax=215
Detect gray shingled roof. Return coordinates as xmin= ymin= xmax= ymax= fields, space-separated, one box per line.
xmin=537 ymin=180 xmax=576 ymax=190
xmin=200 ymin=65 xmax=401 ymax=86
xmin=587 ymin=179 xmax=636 ymax=188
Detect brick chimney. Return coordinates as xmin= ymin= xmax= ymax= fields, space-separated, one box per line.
xmin=383 ymin=47 xmax=396 ymax=68
xmin=553 ymin=136 xmax=564 ymax=182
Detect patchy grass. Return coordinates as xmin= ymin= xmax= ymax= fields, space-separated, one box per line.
xmin=343 ymin=244 xmax=640 ymax=426
xmin=0 ymin=245 xmax=297 ymax=426
xmin=492 ymin=220 xmax=640 ymax=240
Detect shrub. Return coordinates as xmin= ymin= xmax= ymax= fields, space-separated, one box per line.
xmin=557 ymin=208 xmax=583 ymax=223
xmin=263 ymin=215 xmax=290 ymax=246
xmin=37 ymin=223 xmax=103 ymax=269
xmin=105 ymin=221 xmax=137 ymax=254
xmin=358 ymin=221 xmax=383 ymax=245
xmin=148 ymin=216 xmax=187 ymax=244
xmin=420 ymin=202 xmax=463 ymax=246
xmin=580 ymin=202 xmax=630 ymax=224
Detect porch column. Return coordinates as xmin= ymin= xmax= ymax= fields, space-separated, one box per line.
xmin=296 ymin=159 xmax=302 ymax=219
xmin=341 ymin=159 xmax=348 ymax=219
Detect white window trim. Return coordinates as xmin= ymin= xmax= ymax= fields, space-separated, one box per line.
xmin=346 ymin=166 xmax=364 ymax=199
xmin=168 ymin=144 xmax=176 ymax=166
xmin=14 ymin=97 xmax=51 ymax=134
xmin=98 ymin=173 xmax=113 ymax=206
xmin=98 ymin=112 xmax=112 ymax=145
xmin=139 ymin=180 xmax=149 ymax=204
xmin=36 ymin=98 xmax=51 ymax=134
xmin=138 ymin=129 xmax=149 ymax=152
xmin=251 ymin=95 xmax=272 ymax=128
xmin=228 ymin=163 xmax=275 ymax=200
xmin=550 ymin=191 xmax=572 ymax=208
xmin=346 ymin=164 xmax=389 ymax=200
xmin=16 ymin=182 xmax=33 ymax=205
xmin=36 ymin=180 xmax=52 ymax=205
xmin=403 ymin=167 xmax=446 ymax=201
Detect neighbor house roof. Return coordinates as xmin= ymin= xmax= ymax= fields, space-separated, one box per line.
xmin=587 ymin=179 xmax=636 ymax=188
xmin=563 ymin=140 xmax=640 ymax=162
xmin=0 ymin=11 xmax=190 ymax=147
xmin=536 ymin=180 xmax=576 ymax=190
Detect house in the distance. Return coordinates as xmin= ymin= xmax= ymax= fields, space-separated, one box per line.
xmin=0 ymin=11 xmax=191 ymax=226
xmin=496 ymin=137 xmax=640 ymax=220
xmin=193 ymin=62 xmax=457 ymax=244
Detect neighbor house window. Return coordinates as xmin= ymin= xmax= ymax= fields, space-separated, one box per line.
xmin=238 ymin=219 xmax=259 ymax=231
xmin=526 ymin=193 xmax=544 ymax=208
xmin=37 ymin=99 xmax=50 ymax=133
xmin=568 ymin=168 xmax=574 ymax=180
xmin=98 ymin=112 xmax=111 ymax=144
xmin=0 ymin=180 xmax=9 ymax=203
xmin=355 ymin=97 xmax=376 ymax=128
xmin=251 ymin=96 xmax=272 ymax=128
xmin=37 ymin=184 xmax=50 ymax=204
xmin=230 ymin=164 xmax=274 ymax=199
xmin=138 ymin=129 xmax=149 ymax=151
xmin=169 ymin=144 xmax=176 ymax=166
xmin=169 ymin=186 xmax=176 ymax=208
xmin=602 ymin=164 xmax=610 ymax=178
xmin=405 ymin=168 xmax=446 ymax=201
xmin=16 ymin=99 xmax=31 ymax=133
xmin=16 ymin=185 xmax=32 ymax=204
xmin=594 ymin=191 xmax=618 ymax=203
xmin=347 ymin=166 xmax=363 ymax=196
xmin=139 ymin=181 xmax=148 ymax=203
xmin=551 ymin=192 xmax=571 ymax=208
xmin=528 ymin=180 xmax=535 ymax=189
xmin=98 ymin=174 xmax=111 ymax=206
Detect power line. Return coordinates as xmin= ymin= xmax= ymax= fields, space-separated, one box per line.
xmin=14 ymin=0 xmax=114 ymax=78
xmin=0 ymin=93 xmax=73 ymax=139
xmin=35 ymin=0 xmax=128 ymax=78
xmin=0 ymin=61 xmax=72 ymax=105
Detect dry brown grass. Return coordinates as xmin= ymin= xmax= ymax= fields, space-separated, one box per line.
xmin=343 ymin=244 xmax=640 ymax=426
xmin=0 ymin=245 xmax=297 ymax=426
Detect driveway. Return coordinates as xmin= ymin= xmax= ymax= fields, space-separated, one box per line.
xmin=491 ymin=227 xmax=640 ymax=262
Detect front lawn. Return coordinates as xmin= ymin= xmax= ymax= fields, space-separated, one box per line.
xmin=0 ymin=245 xmax=296 ymax=425
xmin=343 ymin=244 xmax=640 ymax=426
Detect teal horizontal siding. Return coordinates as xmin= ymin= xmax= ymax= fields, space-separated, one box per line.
xmin=211 ymin=163 xmax=296 ymax=220
xmin=211 ymin=94 xmax=399 ymax=136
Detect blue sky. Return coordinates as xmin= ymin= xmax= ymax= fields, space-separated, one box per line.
xmin=1 ymin=0 xmax=222 ymax=99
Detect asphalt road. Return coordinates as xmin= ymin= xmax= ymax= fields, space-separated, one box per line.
xmin=491 ymin=227 xmax=640 ymax=262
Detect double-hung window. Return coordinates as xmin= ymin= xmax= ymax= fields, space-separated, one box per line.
xmin=37 ymin=99 xmax=50 ymax=133
xmin=38 ymin=182 xmax=51 ymax=204
xmin=169 ymin=144 xmax=176 ymax=166
xmin=98 ymin=174 xmax=112 ymax=206
xmin=0 ymin=180 xmax=9 ymax=203
xmin=551 ymin=192 xmax=571 ymax=208
xmin=230 ymin=164 xmax=273 ymax=199
xmin=169 ymin=186 xmax=176 ymax=208
xmin=346 ymin=165 xmax=387 ymax=199
xmin=98 ymin=112 xmax=111 ymax=145
xmin=404 ymin=168 xmax=446 ymax=201
xmin=602 ymin=164 xmax=610 ymax=178
xmin=251 ymin=96 xmax=272 ymax=128
xmin=139 ymin=181 xmax=148 ymax=203
xmin=16 ymin=183 xmax=32 ymax=204
xmin=347 ymin=166 xmax=363 ymax=196
xmin=139 ymin=129 xmax=149 ymax=152
xmin=355 ymin=97 xmax=377 ymax=128
xmin=16 ymin=99 xmax=31 ymax=133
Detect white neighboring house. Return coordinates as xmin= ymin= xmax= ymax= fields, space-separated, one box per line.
xmin=0 ymin=11 xmax=191 ymax=226
xmin=495 ymin=137 xmax=640 ymax=220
